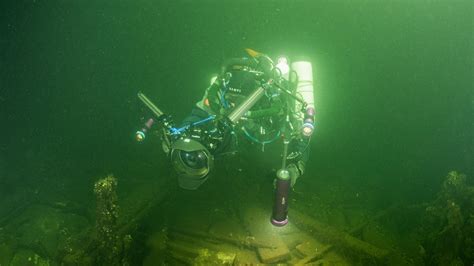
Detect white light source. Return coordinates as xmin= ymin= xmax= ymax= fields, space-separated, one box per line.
xmin=276 ymin=57 xmax=290 ymax=79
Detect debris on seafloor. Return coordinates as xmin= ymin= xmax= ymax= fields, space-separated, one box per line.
xmin=290 ymin=208 xmax=389 ymax=261
xmin=160 ymin=201 xmax=386 ymax=265
xmin=421 ymin=171 xmax=474 ymax=265
xmin=294 ymin=239 xmax=333 ymax=265
xmin=7 ymin=170 xmax=471 ymax=265
xmin=171 ymin=227 xmax=277 ymax=249
xmin=164 ymin=229 xmax=237 ymax=265
xmin=61 ymin=173 xmax=171 ymax=265
xmin=239 ymin=206 xmax=291 ymax=263
xmin=94 ymin=174 xmax=121 ymax=265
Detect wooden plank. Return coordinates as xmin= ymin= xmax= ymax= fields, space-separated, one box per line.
xmin=240 ymin=206 xmax=290 ymax=263
xmin=294 ymin=245 xmax=333 ymax=265
xmin=279 ymin=231 xmax=307 ymax=250
xmin=296 ymin=240 xmax=323 ymax=257
xmin=170 ymin=227 xmax=277 ymax=250
xmin=290 ymin=209 xmax=389 ymax=261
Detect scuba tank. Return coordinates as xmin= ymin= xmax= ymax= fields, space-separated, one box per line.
xmin=291 ymin=61 xmax=315 ymax=137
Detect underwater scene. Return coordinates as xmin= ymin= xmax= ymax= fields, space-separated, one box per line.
xmin=0 ymin=0 xmax=473 ymax=265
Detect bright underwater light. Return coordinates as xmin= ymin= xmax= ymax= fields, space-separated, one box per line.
xmin=276 ymin=56 xmax=290 ymax=77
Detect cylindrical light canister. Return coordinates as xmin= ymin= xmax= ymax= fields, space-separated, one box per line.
xmin=271 ymin=169 xmax=291 ymax=226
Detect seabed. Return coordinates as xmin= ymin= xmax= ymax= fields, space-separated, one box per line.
xmin=0 ymin=168 xmax=472 ymax=265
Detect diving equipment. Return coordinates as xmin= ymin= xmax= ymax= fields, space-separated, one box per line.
xmin=271 ymin=139 xmax=291 ymax=226
xmin=170 ymin=83 xmax=271 ymax=189
xmin=170 ymin=138 xmax=213 ymax=190
xmin=275 ymin=57 xmax=290 ymax=80
xmin=136 ymin=118 xmax=154 ymax=142
xmin=291 ymin=61 xmax=315 ymax=137
xmin=135 ymin=81 xmax=274 ymax=190
xmin=287 ymin=162 xmax=302 ymax=187
xmin=227 ymin=85 xmax=266 ymax=124
xmin=134 ymin=49 xmax=316 ymax=224
xmin=138 ymin=92 xmax=165 ymax=118
xmin=302 ymin=107 xmax=315 ymax=137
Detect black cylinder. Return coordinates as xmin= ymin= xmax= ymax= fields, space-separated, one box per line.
xmin=271 ymin=178 xmax=291 ymax=226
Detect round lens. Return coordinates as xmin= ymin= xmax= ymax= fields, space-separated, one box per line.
xmin=179 ymin=150 xmax=208 ymax=170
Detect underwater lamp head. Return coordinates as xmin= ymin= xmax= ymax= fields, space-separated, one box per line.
xmin=276 ymin=56 xmax=290 ymax=79
xmin=302 ymin=122 xmax=314 ymax=137
xmin=301 ymin=107 xmax=315 ymax=137
xmin=170 ymin=138 xmax=213 ymax=190
xmin=135 ymin=118 xmax=155 ymax=142
xmin=135 ymin=131 xmax=145 ymax=142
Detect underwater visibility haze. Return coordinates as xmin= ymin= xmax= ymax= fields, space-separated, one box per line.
xmin=0 ymin=0 xmax=473 ymax=265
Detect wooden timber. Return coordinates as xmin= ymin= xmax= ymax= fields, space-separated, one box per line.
xmin=170 ymin=227 xmax=277 ymax=250
xmin=239 ymin=206 xmax=290 ymax=264
xmin=290 ymin=209 xmax=389 ymax=261
xmin=63 ymin=179 xmax=173 ymax=262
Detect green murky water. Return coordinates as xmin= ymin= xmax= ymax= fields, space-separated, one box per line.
xmin=0 ymin=1 xmax=472 ymax=265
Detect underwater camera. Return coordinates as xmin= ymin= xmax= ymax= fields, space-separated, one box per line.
xmin=136 ymin=49 xmax=316 ymax=227
xmin=170 ymin=137 xmax=213 ymax=190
